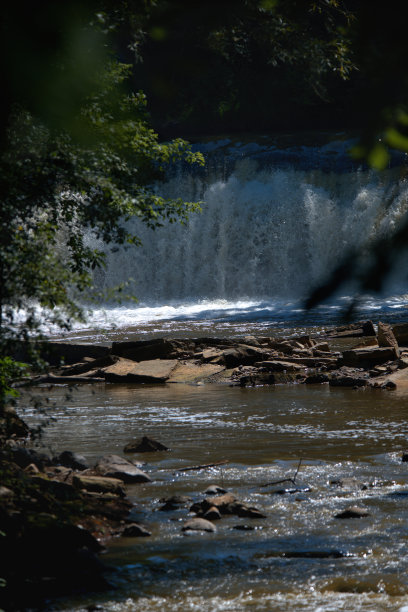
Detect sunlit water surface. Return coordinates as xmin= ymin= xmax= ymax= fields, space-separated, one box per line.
xmin=21 ymin=378 xmax=408 ymax=612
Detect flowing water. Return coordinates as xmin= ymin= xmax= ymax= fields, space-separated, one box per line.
xmin=23 ymin=380 xmax=408 ymax=612
xmin=22 ymin=135 xmax=408 ymax=610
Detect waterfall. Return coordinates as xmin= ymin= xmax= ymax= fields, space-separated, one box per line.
xmin=99 ymin=136 xmax=408 ymax=304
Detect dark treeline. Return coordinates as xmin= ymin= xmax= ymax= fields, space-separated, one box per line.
xmin=108 ymin=0 xmax=408 ymax=143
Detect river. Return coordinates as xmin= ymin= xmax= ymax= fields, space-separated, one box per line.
xmin=20 ymin=135 xmax=408 ymax=610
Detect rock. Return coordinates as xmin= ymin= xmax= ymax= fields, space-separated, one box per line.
xmin=200 ymin=493 xmax=237 ymax=514
xmin=369 ymin=367 xmax=408 ymax=392
xmin=167 ymin=362 xmax=225 ymax=383
xmin=111 ymin=338 xmax=194 ymax=361
xmin=354 ymin=337 xmax=379 ymax=349
xmin=212 ymin=345 xmax=269 ymax=368
xmin=202 ymin=347 xmax=223 ymax=361
xmin=334 ymin=506 xmax=370 ymax=519
xmin=0 ymin=486 xmax=14 ymax=499
xmin=329 ymin=374 xmax=367 ymax=387
xmin=392 ymin=322 xmax=408 ymax=345
xmin=330 ymin=477 xmax=368 ymax=490
xmin=73 ymin=474 xmax=125 ymax=496
xmin=254 ymin=360 xmax=306 ymax=372
xmin=54 ymin=450 xmax=89 ymax=470
xmin=230 ymin=503 xmax=266 ymax=519
xmin=181 ymin=518 xmax=216 ymax=533
xmin=158 ymin=495 xmax=192 ymax=511
xmin=280 ymin=550 xmax=346 ymax=558
xmin=30 ymin=476 xmax=79 ymax=500
xmin=95 ymin=454 xmax=151 ymax=483
xmin=402 ymin=452 xmax=408 ymax=462
xmin=60 ymin=354 xmax=119 ymax=376
xmin=203 ymin=506 xmax=222 ymax=520
xmin=39 ymin=342 xmax=110 ymax=366
xmin=341 ymin=346 xmax=399 ymax=367
xmin=243 ymin=335 xmax=261 ymax=346
xmin=304 ymin=373 xmax=330 ymax=384
xmin=121 ymin=523 xmax=151 ymax=537
xmin=312 ymin=342 xmax=331 ymax=353
xmin=24 ymin=463 xmax=40 ymax=474
xmin=232 ymin=524 xmax=255 ymax=531
xmin=104 ymin=358 xmax=178 ymax=383
xmin=326 ymin=321 xmax=376 ymax=338
xmin=124 ymin=436 xmax=169 ymax=453
xmin=378 ymin=321 xmax=399 ymax=350
xmin=9 ymin=447 xmax=51 ymax=470
xmin=204 ymin=485 xmax=227 ymax=495
xmin=39 ymin=374 xmax=106 ymax=384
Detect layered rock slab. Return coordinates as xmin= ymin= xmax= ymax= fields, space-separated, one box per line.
xmin=104 ymin=358 xmax=178 ymax=383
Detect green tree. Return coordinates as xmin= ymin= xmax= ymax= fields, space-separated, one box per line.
xmin=0 ymin=4 xmax=204 ymax=410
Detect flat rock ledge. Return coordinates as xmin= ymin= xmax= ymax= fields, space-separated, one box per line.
xmin=21 ymin=320 xmax=408 ymax=393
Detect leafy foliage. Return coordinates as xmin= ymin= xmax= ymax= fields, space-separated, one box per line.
xmin=0 ymin=61 xmax=203 ymax=350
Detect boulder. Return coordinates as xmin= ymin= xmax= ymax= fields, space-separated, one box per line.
xmin=53 ymin=450 xmax=89 ymax=470
xmin=392 ymin=322 xmax=408 ymax=345
xmin=124 ymin=436 xmax=169 ymax=453
xmin=121 ymin=523 xmax=151 ymax=537
xmin=95 ymin=454 xmax=151 ymax=483
xmin=377 ymin=321 xmax=399 ymax=350
xmin=72 ymin=474 xmax=125 ymax=497
xmin=181 ymin=518 xmax=216 ymax=533
xmin=341 ymin=346 xmax=398 ymax=367
xmin=104 ymin=358 xmax=178 ymax=383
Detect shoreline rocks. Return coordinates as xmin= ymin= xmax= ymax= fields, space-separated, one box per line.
xmin=7 ymin=319 xmax=408 ymax=398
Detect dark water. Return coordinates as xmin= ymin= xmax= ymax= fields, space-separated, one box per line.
xmin=21 ymin=376 xmax=408 ymax=611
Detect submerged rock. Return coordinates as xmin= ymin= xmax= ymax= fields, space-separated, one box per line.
xmin=334 ymin=506 xmax=370 ymax=519
xmin=204 ymin=485 xmax=227 ymax=495
xmin=121 ymin=523 xmax=152 ymax=537
xmin=124 ymin=436 xmax=169 ymax=453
